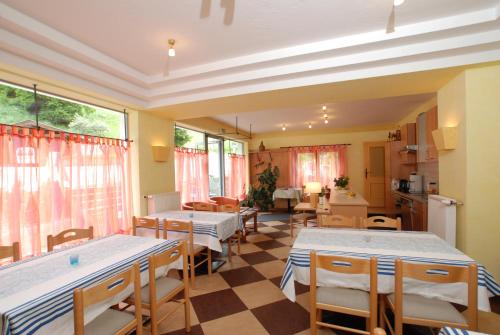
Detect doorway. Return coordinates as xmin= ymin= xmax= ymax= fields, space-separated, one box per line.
xmin=364 ymin=141 xmax=386 ymax=211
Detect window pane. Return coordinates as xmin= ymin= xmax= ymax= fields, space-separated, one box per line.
xmin=0 ymin=82 xmax=126 ymax=139
xmin=208 ymin=137 xmax=222 ymax=197
xmin=174 ymin=126 xmax=205 ymax=149
xmin=224 ymin=140 xmax=243 ymax=155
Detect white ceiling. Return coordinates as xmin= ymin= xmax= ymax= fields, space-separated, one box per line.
xmin=0 ymin=0 xmax=500 ymax=110
xmin=213 ymin=93 xmax=435 ymax=133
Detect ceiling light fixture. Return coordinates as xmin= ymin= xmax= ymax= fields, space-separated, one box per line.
xmin=323 ymin=113 xmax=328 ymax=118
xmin=282 ymin=124 xmax=286 ymax=131
xmin=168 ymin=39 xmax=176 ymax=57
xmin=324 ymin=119 xmax=329 ymax=124
xmin=322 ymin=105 xmax=327 ymax=111
xmin=308 ymin=123 xmax=312 ymax=129
xmin=393 ymin=0 xmax=405 ymax=6
xmin=323 ymin=114 xmax=329 ymax=124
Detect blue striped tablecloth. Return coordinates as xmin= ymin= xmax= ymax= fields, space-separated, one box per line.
xmin=280 ymin=228 xmax=499 ymax=311
xmin=439 ymin=327 xmax=490 ymax=335
xmin=0 ymin=234 xmax=179 ymax=335
xmin=147 ymin=210 xmax=240 ymax=252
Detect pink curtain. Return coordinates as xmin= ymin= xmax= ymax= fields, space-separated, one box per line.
xmin=224 ymin=154 xmax=247 ymax=200
xmin=175 ymin=147 xmax=209 ymax=204
xmin=289 ymin=145 xmax=348 ymax=188
xmin=0 ymin=125 xmax=132 ymax=257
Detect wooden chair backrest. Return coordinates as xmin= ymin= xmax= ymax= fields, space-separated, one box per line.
xmin=0 ymin=242 xmax=21 ymax=262
xmin=73 ymin=262 xmax=142 ymax=335
xmin=163 ymin=220 xmax=194 ymax=248
xmin=47 ymin=227 xmax=94 ymax=252
xmin=310 ymin=252 xmax=378 ymax=329
xmin=362 ymin=216 xmax=401 ymax=230
xmin=133 ymin=216 xmax=160 ymax=238
xmin=320 ymin=215 xmax=356 ymax=228
xmin=193 ymin=202 xmax=218 ymax=212
xmin=394 ymin=259 xmax=478 ymax=329
xmin=218 ymin=204 xmax=240 ymax=213
xmin=148 ymin=242 xmax=189 ymax=306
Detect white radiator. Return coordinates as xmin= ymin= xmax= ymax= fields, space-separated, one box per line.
xmin=145 ymin=192 xmax=181 ymax=214
xmin=427 ymin=194 xmax=459 ymax=247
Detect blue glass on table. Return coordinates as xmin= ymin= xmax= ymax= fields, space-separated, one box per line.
xmin=69 ymin=254 xmax=79 ymax=267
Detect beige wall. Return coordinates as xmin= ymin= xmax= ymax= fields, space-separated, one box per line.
xmin=398 ymin=96 xmax=437 ymax=125
xmin=437 ymin=65 xmax=500 ymax=278
xmin=249 ymin=126 xmax=392 ymax=198
xmin=130 ymin=111 xmax=176 ymax=215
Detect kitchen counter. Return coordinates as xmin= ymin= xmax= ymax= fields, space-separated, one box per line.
xmin=329 ymin=190 xmax=368 ymax=224
xmin=393 ymin=190 xmax=428 ymax=203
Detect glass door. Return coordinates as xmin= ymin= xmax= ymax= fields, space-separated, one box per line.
xmin=207 ymin=136 xmax=224 ymax=197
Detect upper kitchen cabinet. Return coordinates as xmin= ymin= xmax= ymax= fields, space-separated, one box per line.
xmin=399 ymin=123 xmax=416 ymax=164
xmin=417 ymin=107 xmax=438 ymax=162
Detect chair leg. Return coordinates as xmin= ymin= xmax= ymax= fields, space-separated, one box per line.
xmin=190 ymin=255 xmax=196 ymax=287
xmin=227 ymin=239 xmax=232 ymax=262
xmin=237 ymin=233 xmax=241 ymax=255
xmin=290 ymin=216 xmax=294 ymax=238
xmin=207 ymin=248 xmax=212 ymax=276
xmin=310 ymin=307 xmax=317 ymax=335
xmin=184 ymin=289 xmax=191 ymax=332
xmin=150 ymin=305 xmax=158 ymax=335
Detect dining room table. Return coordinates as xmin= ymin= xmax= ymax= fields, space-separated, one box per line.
xmin=0 ymin=234 xmax=181 ymax=335
xmin=146 ymin=210 xmax=240 ymax=252
xmin=439 ymin=327 xmax=491 ymax=335
xmin=280 ymin=228 xmax=500 ymax=311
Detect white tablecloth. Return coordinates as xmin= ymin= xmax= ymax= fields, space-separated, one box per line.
xmin=273 ymin=188 xmax=302 ymax=203
xmin=147 ymin=210 xmax=240 ymax=252
xmin=0 ymin=235 xmax=180 ymax=335
xmin=281 ymin=228 xmax=499 ymax=311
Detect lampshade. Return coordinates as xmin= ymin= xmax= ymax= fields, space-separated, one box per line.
xmin=305 ymin=182 xmax=322 ymax=194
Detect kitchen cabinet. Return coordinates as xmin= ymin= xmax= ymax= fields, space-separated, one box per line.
xmin=411 ymin=200 xmax=427 ymax=231
xmin=417 ymin=107 xmax=438 ymax=162
xmin=398 ymin=123 xmax=416 ymax=164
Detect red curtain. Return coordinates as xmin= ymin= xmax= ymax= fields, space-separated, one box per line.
xmin=174 ymin=147 xmax=209 ymax=204
xmin=289 ymin=145 xmax=347 ymax=188
xmin=224 ymin=153 xmax=247 ymax=200
xmin=0 ymin=125 xmax=132 ymax=257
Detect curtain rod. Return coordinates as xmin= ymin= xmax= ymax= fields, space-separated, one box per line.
xmin=0 ymin=123 xmax=132 ymax=143
xmin=280 ymin=144 xmax=351 ymax=149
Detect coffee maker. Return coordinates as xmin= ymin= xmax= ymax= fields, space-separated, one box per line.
xmin=409 ymin=174 xmax=423 ymax=194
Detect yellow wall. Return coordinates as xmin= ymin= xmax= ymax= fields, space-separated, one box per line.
xmin=130 ymin=111 xmax=176 ymax=215
xmin=249 ymin=126 xmax=393 ymax=198
xmin=437 ymin=65 xmax=500 ymax=278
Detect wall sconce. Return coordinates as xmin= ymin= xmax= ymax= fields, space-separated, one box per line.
xmin=152 ymin=146 xmax=169 ymax=162
xmin=432 ymin=127 xmax=458 ymax=151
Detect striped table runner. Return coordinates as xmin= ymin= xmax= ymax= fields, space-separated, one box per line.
xmin=439 ymin=327 xmax=490 ymax=334
xmin=280 ymin=228 xmax=499 ymax=311
xmin=147 ymin=210 xmax=240 ymax=252
xmin=0 ymin=235 xmax=179 ymax=335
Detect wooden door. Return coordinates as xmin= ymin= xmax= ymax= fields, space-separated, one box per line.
xmin=364 ymin=142 xmax=386 ymax=210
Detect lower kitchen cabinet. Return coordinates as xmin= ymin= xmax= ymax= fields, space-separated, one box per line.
xmin=411 ymin=200 xmax=427 ymax=231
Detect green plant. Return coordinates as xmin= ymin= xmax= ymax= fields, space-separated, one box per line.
xmin=174 ymin=127 xmax=192 ymax=147
xmin=334 ymin=175 xmax=349 ymax=189
xmin=241 ymin=164 xmax=279 ymax=211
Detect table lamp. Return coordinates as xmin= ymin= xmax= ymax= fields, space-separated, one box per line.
xmin=305 ymin=181 xmax=322 ymax=208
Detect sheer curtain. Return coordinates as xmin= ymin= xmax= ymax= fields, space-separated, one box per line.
xmin=290 ymin=145 xmax=347 ymax=188
xmin=0 ymin=125 xmax=132 ymax=257
xmin=224 ymin=153 xmax=247 ymax=200
xmin=175 ymin=147 xmax=209 ymax=204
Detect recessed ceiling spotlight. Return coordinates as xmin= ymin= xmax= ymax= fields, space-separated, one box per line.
xmin=322 ymin=105 xmax=327 ymax=111
xmin=324 ymin=119 xmax=329 ymax=124
xmin=282 ymin=124 xmax=286 ymax=131
xmin=168 ymin=39 xmax=176 ymax=57
xmin=308 ymin=123 xmax=312 ymax=129
xmin=394 ymin=0 xmax=405 ymax=6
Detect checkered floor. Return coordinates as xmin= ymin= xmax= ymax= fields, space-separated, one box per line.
xmin=146 ymin=214 xmax=500 ymax=335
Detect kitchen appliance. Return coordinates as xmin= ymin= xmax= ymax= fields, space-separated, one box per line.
xmin=398 ymin=179 xmax=410 ymax=193
xmin=409 ymin=174 xmax=423 ymax=194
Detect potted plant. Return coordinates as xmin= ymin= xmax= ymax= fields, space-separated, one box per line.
xmin=241 ymin=164 xmax=280 ymax=211
xmin=333 ymin=176 xmax=349 ymax=193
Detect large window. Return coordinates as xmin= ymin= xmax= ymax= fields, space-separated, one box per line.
xmin=0 ymin=81 xmax=126 ymax=139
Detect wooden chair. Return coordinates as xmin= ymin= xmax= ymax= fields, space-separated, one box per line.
xmin=126 ymin=242 xmax=191 ymax=335
xmin=163 ymin=220 xmax=211 ymax=286
xmin=192 ymin=202 xmax=218 ymax=212
xmin=0 ymin=241 xmax=21 ymax=262
xmin=380 ymin=259 xmax=478 ymax=335
xmin=362 ymin=216 xmax=401 ymax=231
xmin=73 ymin=262 xmax=142 ymax=335
xmin=319 ymin=214 xmax=357 ymax=228
xmin=217 ymin=204 xmax=242 ymax=260
xmin=47 ymin=226 xmax=93 ymax=252
xmin=310 ymin=251 xmax=378 ymax=335
xmin=132 ymin=216 xmax=160 ymax=239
